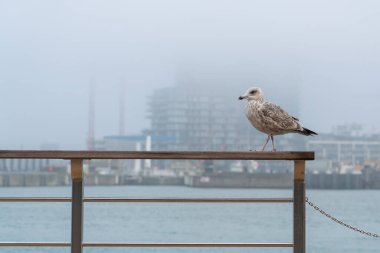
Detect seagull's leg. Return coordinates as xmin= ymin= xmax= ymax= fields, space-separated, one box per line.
xmin=261 ymin=135 xmax=270 ymax=151
xmin=270 ymin=135 xmax=277 ymax=152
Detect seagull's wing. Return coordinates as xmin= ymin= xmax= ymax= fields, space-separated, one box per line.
xmin=260 ymin=102 xmax=301 ymax=132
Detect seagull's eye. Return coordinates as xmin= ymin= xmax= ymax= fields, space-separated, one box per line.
xmin=250 ymin=90 xmax=256 ymax=94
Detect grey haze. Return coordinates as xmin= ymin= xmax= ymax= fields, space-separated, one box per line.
xmin=0 ymin=0 xmax=380 ymax=149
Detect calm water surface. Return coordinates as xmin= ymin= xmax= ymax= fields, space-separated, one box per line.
xmin=0 ymin=186 xmax=379 ymax=253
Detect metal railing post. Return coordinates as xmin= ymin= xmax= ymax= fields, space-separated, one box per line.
xmin=294 ymin=160 xmax=306 ymax=253
xmin=71 ymin=159 xmax=83 ymax=253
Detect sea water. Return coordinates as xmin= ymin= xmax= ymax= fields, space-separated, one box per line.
xmin=0 ymin=186 xmax=379 ymax=253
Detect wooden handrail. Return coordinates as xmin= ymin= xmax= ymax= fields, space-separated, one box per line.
xmin=0 ymin=150 xmax=314 ymax=160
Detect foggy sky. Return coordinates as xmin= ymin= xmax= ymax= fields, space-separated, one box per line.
xmin=1 ymin=0 xmax=380 ymax=149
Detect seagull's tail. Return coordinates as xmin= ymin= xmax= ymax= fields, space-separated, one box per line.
xmin=297 ymin=127 xmax=318 ymax=136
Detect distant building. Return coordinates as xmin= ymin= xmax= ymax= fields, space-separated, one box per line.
xmin=306 ymin=133 xmax=380 ymax=172
xmin=0 ymin=143 xmax=60 ymax=172
xmin=96 ymin=135 xmax=147 ymax=151
xmin=0 ymin=159 xmax=50 ymax=172
xmin=94 ymin=135 xmax=145 ymax=174
xmin=331 ymin=123 xmax=380 ymax=138
xmin=149 ymin=86 xmax=241 ymax=151
xmin=93 ymin=134 xmax=176 ymax=174
xmin=95 ymin=134 xmax=176 ymax=153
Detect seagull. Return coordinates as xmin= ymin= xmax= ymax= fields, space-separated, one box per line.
xmin=239 ymin=87 xmax=317 ymax=151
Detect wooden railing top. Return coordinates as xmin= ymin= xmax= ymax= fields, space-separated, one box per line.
xmin=0 ymin=150 xmax=314 ymax=160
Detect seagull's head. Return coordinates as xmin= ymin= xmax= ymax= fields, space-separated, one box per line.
xmin=239 ymin=87 xmax=263 ymax=101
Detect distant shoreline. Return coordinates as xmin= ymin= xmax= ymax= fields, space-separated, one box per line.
xmin=0 ymin=171 xmax=379 ymax=190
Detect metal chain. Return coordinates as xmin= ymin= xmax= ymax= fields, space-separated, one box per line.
xmin=305 ymin=197 xmax=380 ymax=238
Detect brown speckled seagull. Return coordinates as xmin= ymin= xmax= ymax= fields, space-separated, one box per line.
xmin=239 ymin=87 xmax=317 ymax=151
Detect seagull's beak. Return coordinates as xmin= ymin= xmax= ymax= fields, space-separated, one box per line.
xmin=238 ymin=96 xmax=245 ymax=100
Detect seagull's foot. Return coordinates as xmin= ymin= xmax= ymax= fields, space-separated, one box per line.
xmin=271 ymin=149 xmax=277 ymax=152
xmin=249 ymin=149 xmax=257 ymax=152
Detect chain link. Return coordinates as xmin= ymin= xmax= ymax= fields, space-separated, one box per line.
xmin=305 ymin=197 xmax=379 ymax=238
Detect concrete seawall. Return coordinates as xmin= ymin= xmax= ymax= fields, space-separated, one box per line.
xmin=85 ymin=175 xmax=119 ymax=185
xmin=306 ymin=173 xmax=363 ymax=189
xmin=185 ymin=173 xmax=292 ymax=188
xmin=0 ymin=171 xmax=380 ymax=189
xmin=0 ymin=173 xmax=65 ymax=187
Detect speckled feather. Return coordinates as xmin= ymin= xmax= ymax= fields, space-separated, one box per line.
xmin=246 ymin=101 xmax=302 ymax=135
